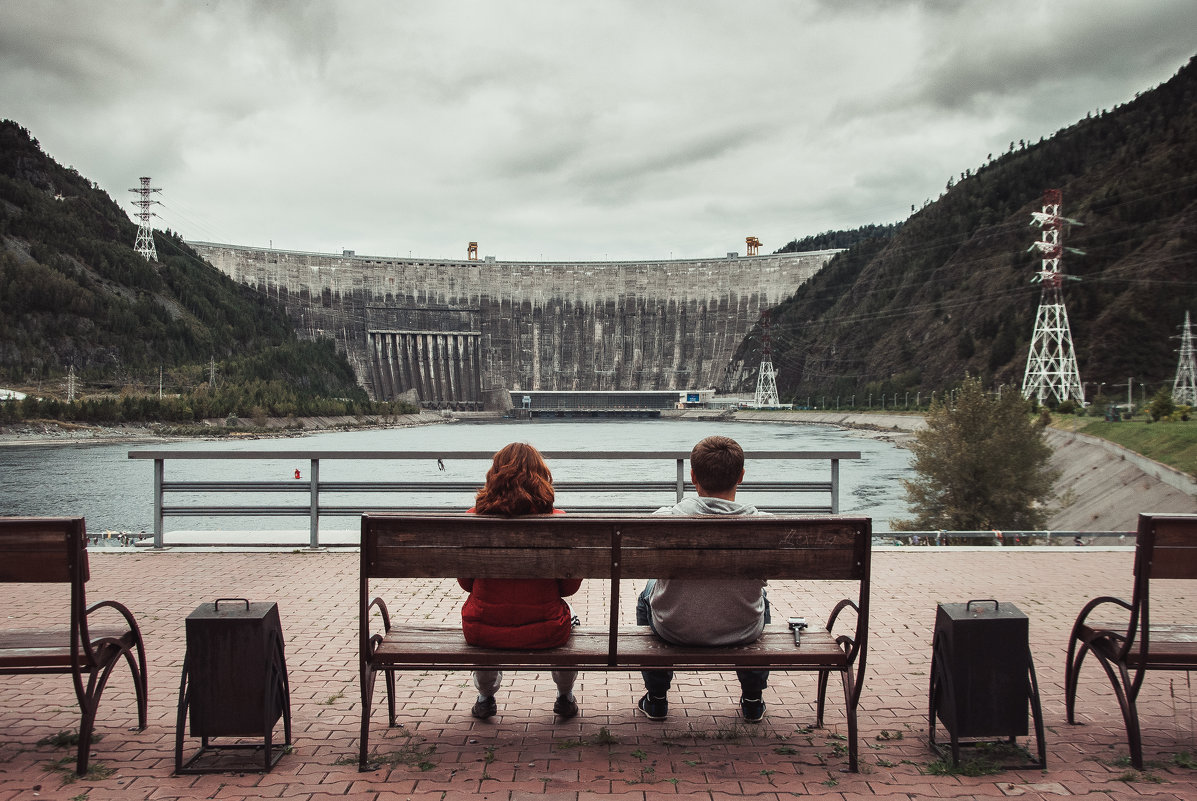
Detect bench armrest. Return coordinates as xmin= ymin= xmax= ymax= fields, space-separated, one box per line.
xmin=362 ymin=596 xmax=393 ymax=657
xmin=1069 ymin=595 xmax=1134 ymax=652
xmin=826 ymin=598 xmax=865 ymax=666
xmin=82 ymin=600 xmax=143 ymax=659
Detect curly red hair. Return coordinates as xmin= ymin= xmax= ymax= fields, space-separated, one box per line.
xmin=473 ymin=442 xmax=555 ymax=516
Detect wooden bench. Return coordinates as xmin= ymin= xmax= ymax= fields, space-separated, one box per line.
xmin=0 ymin=517 xmax=148 ymax=775
xmin=1065 ymin=512 xmax=1197 ymax=769
xmin=359 ymin=512 xmax=870 ymax=771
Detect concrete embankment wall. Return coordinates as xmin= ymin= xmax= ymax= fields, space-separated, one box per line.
xmin=190 ymin=242 xmax=835 ymax=407
xmin=722 ymin=410 xmax=1196 ymax=531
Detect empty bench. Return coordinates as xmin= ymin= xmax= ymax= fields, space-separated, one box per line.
xmin=359 ymin=512 xmax=870 ymax=770
xmin=1065 ymin=512 xmax=1197 ymax=769
xmin=0 ymin=517 xmax=148 ymax=775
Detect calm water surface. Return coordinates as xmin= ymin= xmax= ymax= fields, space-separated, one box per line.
xmin=0 ymin=419 xmax=913 ymax=533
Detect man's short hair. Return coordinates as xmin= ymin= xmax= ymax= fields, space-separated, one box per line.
xmin=690 ymin=435 xmax=744 ymax=493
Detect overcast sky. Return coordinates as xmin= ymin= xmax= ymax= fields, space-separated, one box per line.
xmin=2 ymin=1 xmax=1194 ymax=262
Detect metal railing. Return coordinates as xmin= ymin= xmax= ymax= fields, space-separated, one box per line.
xmin=126 ymin=450 xmax=860 ymax=548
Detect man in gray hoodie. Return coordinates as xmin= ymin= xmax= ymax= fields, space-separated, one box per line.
xmin=635 ymin=435 xmax=771 ymax=722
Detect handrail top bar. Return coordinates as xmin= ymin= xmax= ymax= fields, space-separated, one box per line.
xmin=129 ymin=449 xmax=862 ymax=460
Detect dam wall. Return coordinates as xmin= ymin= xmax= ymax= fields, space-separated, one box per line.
xmin=190 ymin=243 xmax=834 ymax=409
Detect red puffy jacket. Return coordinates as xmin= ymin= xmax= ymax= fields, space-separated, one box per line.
xmin=458 ymin=509 xmax=581 ymax=649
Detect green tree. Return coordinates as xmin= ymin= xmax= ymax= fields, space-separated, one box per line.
xmin=1148 ymin=387 xmax=1176 ymax=421
xmin=896 ymin=377 xmax=1059 ymax=531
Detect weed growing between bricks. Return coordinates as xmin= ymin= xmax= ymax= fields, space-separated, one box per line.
xmin=36 ymin=731 xmax=113 ymax=787
xmin=42 ymin=756 xmax=114 ymax=786
xmin=339 ymin=729 xmax=437 ymax=772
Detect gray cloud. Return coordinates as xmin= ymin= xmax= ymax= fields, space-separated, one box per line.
xmin=0 ymin=1 xmax=1192 ymax=261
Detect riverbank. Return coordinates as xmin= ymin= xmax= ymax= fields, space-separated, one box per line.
xmin=0 ymin=411 xmax=450 ymax=447
xmin=728 ymin=409 xmax=1197 ymax=530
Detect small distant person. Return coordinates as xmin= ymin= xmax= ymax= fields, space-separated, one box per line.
xmin=438 ymin=458 xmax=445 ymax=471
xmin=636 ymin=435 xmax=771 ymax=723
xmin=294 ymin=468 xmax=301 ymax=480
xmin=457 ymin=443 xmax=581 ymax=721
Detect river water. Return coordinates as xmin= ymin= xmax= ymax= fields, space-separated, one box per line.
xmin=0 ymin=419 xmax=913 ymax=534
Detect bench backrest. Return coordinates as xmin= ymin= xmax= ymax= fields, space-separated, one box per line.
xmin=1133 ymin=513 xmax=1197 ymax=581
xmin=0 ymin=517 xmax=88 ymax=584
xmin=361 ymin=513 xmax=870 ymax=581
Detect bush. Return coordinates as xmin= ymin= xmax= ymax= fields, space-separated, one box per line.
xmin=897 ymin=377 xmax=1059 ymax=530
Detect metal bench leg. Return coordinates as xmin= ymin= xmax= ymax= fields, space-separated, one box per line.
xmin=1064 ymin=632 xmax=1091 ymax=724
xmin=840 ymin=665 xmax=858 ymax=772
xmin=359 ymin=666 xmax=376 ymax=771
xmin=386 ymin=669 xmax=397 ymax=727
xmin=1087 ymin=652 xmax=1144 ymax=770
xmin=815 ymin=668 xmax=829 ymax=727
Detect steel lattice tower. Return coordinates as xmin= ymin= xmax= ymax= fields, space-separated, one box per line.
xmin=753 ymin=311 xmax=780 ymax=408
xmin=1174 ymin=311 xmax=1197 ymax=406
xmin=1021 ymin=189 xmax=1085 ymax=406
xmin=128 ymin=176 xmax=161 ymax=261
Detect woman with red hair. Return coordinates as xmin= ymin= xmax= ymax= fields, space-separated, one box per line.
xmin=458 ymin=442 xmax=581 ymax=720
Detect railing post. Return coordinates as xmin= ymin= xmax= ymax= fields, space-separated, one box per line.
xmin=154 ymin=458 xmax=164 ymax=548
xmin=676 ymin=458 xmax=685 ymax=502
xmin=830 ymin=458 xmax=840 ymax=514
xmin=309 ymin=458 xmax=320 ymax=548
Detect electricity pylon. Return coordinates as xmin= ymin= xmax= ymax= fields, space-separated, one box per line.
xmin=753 ymin=311 xmax=780 ymax=408
xmin=1021 ymin=189 xmax=1085 ymax=406
xmin=1174 ymin=311 xmax=1197 ymax=406
xmin=128 ymin=176 xmax=161 ymax=261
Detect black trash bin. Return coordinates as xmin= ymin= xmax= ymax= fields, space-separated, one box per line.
xmin=175 ymin=598 xmax=292 ymax=774
xmin=928 ymin=599 xmax=1045 ymax=767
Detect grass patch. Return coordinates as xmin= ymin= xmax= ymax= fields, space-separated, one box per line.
xmin=1070 ymin=418 xmax=1197 ymax=477
xmin=555 ymin=726 xmax=620 ymax=750
xmin=357 ymin=731 xmax=438 ymax=771
xmin=1116 ymin=768 xmax=1164 ymax=783
xmin=925 ymin=742 xmax=1034 ymax=777
xmin=38 ymin=731 xmax=102 ymax=748
xmin=42 ymin=757 xmax=114 ymax=785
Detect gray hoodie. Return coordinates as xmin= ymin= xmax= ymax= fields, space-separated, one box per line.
xmin=646 ymin=495 xmax=769 ymax=647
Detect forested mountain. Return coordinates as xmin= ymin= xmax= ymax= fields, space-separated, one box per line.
xmin=0 ymin=120 xmax=380 ymax=419
xmin=739 ymin=55 xmax=1197 ymax=406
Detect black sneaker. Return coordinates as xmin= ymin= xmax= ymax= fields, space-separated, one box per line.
xmin=553 ymin=693 xmax=579 ymax=720
xmin=471 ymin=695 xmax=497 ymax=720
xmin=740 ymin=696 xmax=766 ymax=723
xmin=637 ymin=693 xmax=668 ymax=720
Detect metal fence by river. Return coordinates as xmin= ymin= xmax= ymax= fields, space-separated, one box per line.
xmin=128 ymin=448 xmax=859 ymax=547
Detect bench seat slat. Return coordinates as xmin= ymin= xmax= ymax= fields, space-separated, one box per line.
xmin=1082 ymin=622 xmax=1197 ymax=667
xmin=372 ymin=626 xmax=848 ymax=670
xmin=0 ymin=629 xmax=140 ymax=669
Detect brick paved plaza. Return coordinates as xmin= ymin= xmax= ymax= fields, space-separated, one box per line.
xmin=2 ymin=546 xmax=1196 ymax=800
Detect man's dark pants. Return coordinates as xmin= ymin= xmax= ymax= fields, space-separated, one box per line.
xmin=636 ymin=580 xmax=769 ymax=698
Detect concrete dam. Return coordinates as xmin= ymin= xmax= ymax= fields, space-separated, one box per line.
xmin=190 ymin=243 xmax=835 ymax=409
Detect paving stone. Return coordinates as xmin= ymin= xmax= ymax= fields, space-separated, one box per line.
xmin=3 ymin=549 xmax=1197 ymax=799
